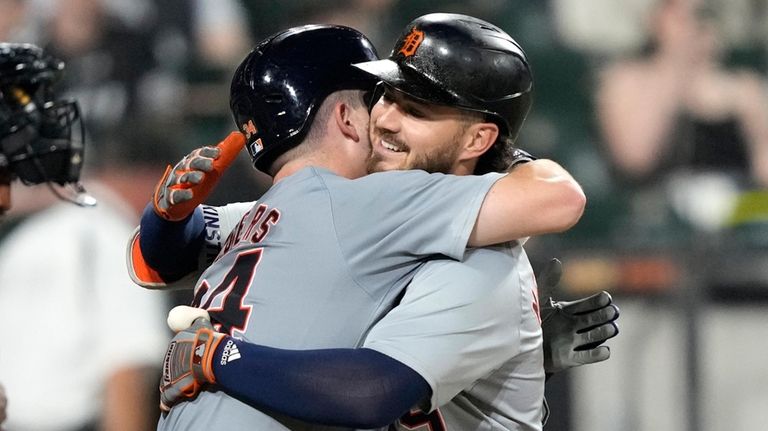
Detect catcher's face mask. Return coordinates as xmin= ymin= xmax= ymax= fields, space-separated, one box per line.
xmin=0 ymin=43 xmax=95 ymax=206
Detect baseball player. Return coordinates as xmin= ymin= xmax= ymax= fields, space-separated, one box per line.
xmin=0 ymin=42 xmax=93 ymax=429
xmin=138 ymin=15 xmax=617 ymax=431
xmin=132 ymin=21 xmax=600 ymax=427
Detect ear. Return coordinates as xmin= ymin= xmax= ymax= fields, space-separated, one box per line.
xmin=458 ymin=122 xmax=499 ymax=161
xmin=334 ymin=101 xmax=361 ymax=142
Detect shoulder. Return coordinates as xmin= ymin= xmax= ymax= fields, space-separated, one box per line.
xmin=415 ymin=245 xmax=523 ymax=290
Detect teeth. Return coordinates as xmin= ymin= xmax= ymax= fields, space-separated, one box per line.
xmin=381 ymin=140 xmax=403 ymax=152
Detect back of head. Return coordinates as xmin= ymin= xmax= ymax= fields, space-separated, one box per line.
xmin=354 ymin=13 xmax=533 ymax=173
xmin=230 ymin=25 xmax=379 ymax=174
xmin=0 ymin=43 xmax=85 ymax=186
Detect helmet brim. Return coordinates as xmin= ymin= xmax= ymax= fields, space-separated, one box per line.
xmin=353 ymin=59 xmax=461 ymax=108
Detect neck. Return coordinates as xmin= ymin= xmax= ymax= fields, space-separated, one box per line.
xmin=450 ymin=159 xmax=478 ymax=176
xmin=273 ymin=159 xmax=314 ymax=183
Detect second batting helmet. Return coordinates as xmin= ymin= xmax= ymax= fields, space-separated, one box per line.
xmin=230 ymin=25 xmax=379 ymax=173
xmin=354 ymin=13 xmax=533 ymax=147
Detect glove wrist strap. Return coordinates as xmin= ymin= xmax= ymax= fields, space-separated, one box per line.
xmin=191 ymin=328 xmax=225 ymax=384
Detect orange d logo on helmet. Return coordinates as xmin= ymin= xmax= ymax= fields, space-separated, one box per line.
xmin=398 ymin=27 xmax=424 ymax=57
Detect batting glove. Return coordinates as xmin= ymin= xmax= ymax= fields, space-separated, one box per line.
xmin=159 ymin=310 xmax=226 ymax=411
xmin=507 ymin=148 xmax=537 ymax=170
xmin=537 ymin=259 xmax=620 ymax=375
xmin=153 ymin=132 xmax=245 ymax=221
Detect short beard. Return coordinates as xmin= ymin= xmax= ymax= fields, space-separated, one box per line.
xmin=367 ymin=132 xmax=464 ymax=174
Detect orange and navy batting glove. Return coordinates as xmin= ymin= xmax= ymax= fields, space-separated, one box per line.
xmin=159 ymin=312 xmax=226 ymax=411
xmin=153 ymin=132 xmax=245 ymax=221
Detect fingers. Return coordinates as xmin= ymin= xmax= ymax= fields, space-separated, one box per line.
xmin=560 ymin=291 xmax=613 ymax=315
xmin=178 ymin=171 xmax=204 ymax=186
xmin=214 ymin=132 xmax=246 ymax=169
xmin=536 ymin=258 xmax=562 ymax=299
xmin=178 ymin=148 xmax=217 ymax=173
xmin=537 ymin=258 xmax=562 ymax=288
xmin=191 ymin=316 xmax=215 ymax=331
xmin=575 ymin=321 xmax=619 ymax=350
xmin=153 ymin=133 xmax=243 ymax=222
xmin=573 ymin=346 xmax=611 ymax=365
xmin=573 ymin=303 xmax=620 ymax=331
xmin=167 ymin=188 xmax=193 ymax=206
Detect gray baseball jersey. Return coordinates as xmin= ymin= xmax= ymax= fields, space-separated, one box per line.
xmin=158 ymin=166 xmax=504 ymax=431
xmin=363 ymin=244 xmax=544 ymax=431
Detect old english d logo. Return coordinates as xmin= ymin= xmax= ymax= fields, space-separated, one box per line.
xmin=398 ymin=27 xmax=424 ymax=57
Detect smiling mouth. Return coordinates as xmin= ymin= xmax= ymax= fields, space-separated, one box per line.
xmin=378 ymin=136 xmax=408 ymax=154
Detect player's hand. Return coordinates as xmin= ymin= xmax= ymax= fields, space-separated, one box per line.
xmin=537 ymin=259 xmax=620 ymax=375
xmin=153 ymin=132 xmax=245 ymax=221
xmin=507 ymin=148 xmax=537 ymax=170
xmin=159 ymin=307 xmax=226 ymax=411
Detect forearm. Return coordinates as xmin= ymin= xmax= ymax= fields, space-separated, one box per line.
xmin=138 ymin=202 xmax=206 ymax=281
xmin=469 ymin=159 xmax=586 ymax=246
xmin=212 ymin=341 xmax=430 ymax=428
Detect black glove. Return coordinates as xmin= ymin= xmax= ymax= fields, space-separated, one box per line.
xmin=508 ymin=148 xmax=537 ymax=169
xmin=537 ymin=259 xmax=620 ymax=375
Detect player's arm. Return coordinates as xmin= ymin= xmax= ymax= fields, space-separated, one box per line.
xmin=134 ymin=204 xmax=207 ymax=283
xmin=128 ymin=132 xmax=245 ymax=286
xmin=161 ymin=309 xmax=429 ymax=428
xmin=468 ymin=159 xmax=586 ymax=247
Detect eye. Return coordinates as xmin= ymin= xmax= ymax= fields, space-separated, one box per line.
xmin=380 ymin=89 xmax=394 ymax=104
xmin=404 ymin=105 xmax=426 ymax=118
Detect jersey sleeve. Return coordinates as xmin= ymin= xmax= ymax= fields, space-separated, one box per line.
xmin=362 ymin=245 xmax=528 ymax=411
xmin=126 ymin=201 xmax=254 ymax=289
xmin=325 ymin=170 xmax=504 ymax=287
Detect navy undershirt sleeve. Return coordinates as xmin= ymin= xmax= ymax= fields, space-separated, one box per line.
xmin=212 ymin=339 xmax=431 ymax=428
xmin=138 ymin=203 xmax=206 ymax=281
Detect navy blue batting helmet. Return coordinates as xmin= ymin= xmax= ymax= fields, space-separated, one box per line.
xmin=230 ymin=25 xmax=379 ymax=173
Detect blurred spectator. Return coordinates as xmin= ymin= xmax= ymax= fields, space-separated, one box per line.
xmin=0 ymin=142 xmax=171 ymax=431
xmin=598 ymin=0 xmax=768 ymax=185
xmin=0 ymin=0 xmax=39 ymax=43
xmin=596 ymin=0 xmax=768 ymax=231
xmin=38 ymin=0 xmax=174 ymax=162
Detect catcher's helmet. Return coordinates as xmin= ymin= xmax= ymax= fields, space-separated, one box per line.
xmin=354 ymin=13 xmax=533 ymax=146
xmin=230 ymin=25 xmax=379 ymax=173
xmin=0 ymin=43 xmax=85 ymax=187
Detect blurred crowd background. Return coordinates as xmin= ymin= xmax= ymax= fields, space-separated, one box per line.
xmin=1 ymin=0 xmax=767 ymax=430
